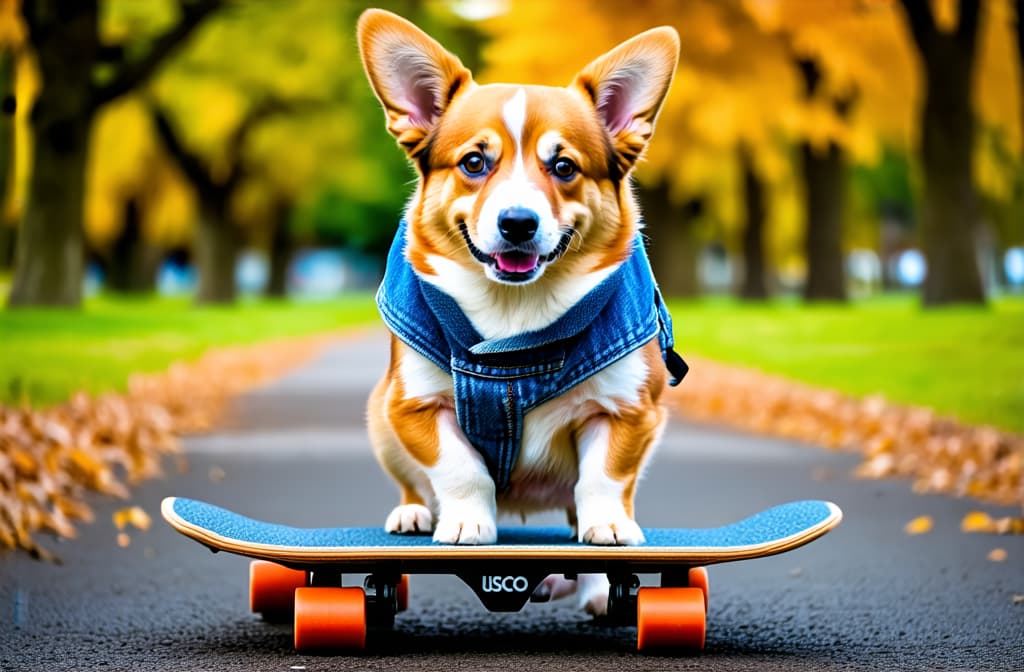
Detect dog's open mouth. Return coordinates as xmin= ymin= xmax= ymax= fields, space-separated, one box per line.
xmin=460 ymin=224 xmax=573 ymax=283
xmin=493 ymin=251 xmax=539 ymax=274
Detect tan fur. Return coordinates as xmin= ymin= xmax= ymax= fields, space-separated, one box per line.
xmin=358 ymin=9 xmax=679 ymax=553
xmin=605 ymin=340 xmax=669 ymax=516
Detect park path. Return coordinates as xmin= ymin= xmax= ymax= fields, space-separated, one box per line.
xmin=2 ymin=331 xmax=1022 ymax=671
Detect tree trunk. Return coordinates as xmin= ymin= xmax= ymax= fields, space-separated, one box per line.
xmin=194 ymin=201 xmax=239 ymax=304
xmin=107 ymin=199 xmax=159 ymax=293
xmin=901 ymin=0 xmax=986 ymax=306
xmin=637 ymin=180 xmax=701 ymax=297
xmin=7 ymin=118 xmax=91 ymax=306
xmin=796 ymin=57 xmax=849 ymax=302
xmin=0 ymin=226 xmax=12 ymax=269
xmin=0 ymin=46 xmax=14 ymax=271
xmin=7 ymin=2 xmax=97 ymax=307
xmin=919 ymin=53 xmax=985 ymax=304
xmin=801 ymin=141 xmax=848 ymax=301
xmin=265 ymin=203 xmax=293 ymax=298
xmin=148 ymin=100 xmax=275 ymax=306
xmin=739 ymin=148 xmax=769 ymax=300
xmin=0 ymin=45 xmax=15 ymax=220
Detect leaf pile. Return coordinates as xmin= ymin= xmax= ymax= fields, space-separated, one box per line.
xmin=1 ymin=332 xmax=342 ymax=560
xmin=668 ymin=357 xmax=1024 ymax=511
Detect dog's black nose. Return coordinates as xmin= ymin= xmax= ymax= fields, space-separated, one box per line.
xmin=497 ymin=207 xmax=539 ymax=244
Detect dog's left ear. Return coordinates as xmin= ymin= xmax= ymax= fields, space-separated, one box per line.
xmin=572 ymin=27 xmax=679 ymax=176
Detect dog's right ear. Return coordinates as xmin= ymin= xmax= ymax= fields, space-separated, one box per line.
xmin=358 ymin=9 xmax=474 ymax=161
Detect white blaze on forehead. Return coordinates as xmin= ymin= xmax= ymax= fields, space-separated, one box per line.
xmin=502 ymin=88 xmax=528 ymax=155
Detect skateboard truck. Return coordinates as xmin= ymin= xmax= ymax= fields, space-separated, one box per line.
xmin=363 ymin=573 xmax=403 ymax=627
xmin=606 ymin=573 xmax=641 ymax=624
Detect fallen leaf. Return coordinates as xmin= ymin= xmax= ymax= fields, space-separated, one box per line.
xmin=113 ymin=506 xmax=151 ymax=532
xmin=208 ymin=466 xmax=226 ymax=483
xmin=116 ymin=532 xmax=131 ymax=548
xmin=993 ymin=517 xmax=1024 ymax=535
xmin=905 ymin=516 xmax=934 ymax=535
xmin=987 ymin=548 xmax=1008 ymax=562
xmin=961 ymin=511 xmax=996 ymax=533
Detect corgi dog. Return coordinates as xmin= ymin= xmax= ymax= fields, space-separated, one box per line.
xmin=358 ymin=9 xmax=685 ymax=614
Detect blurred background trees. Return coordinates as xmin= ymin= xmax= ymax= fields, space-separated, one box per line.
xmin=6 ymin=0 xmax=219 ymax=307
xmin=0 ymin=0 xmax=1020 ymax=308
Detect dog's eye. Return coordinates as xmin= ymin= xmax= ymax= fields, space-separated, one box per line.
xmin=552 ymin=158 xmax=577 ymax=180
xmin=459 ymin=152 xmax=487 ymax=176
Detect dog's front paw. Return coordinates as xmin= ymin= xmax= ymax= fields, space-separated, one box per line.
xmin=580 ymin=517 xmax=645 ymax=545
xmin=433 ymin=511 xmax=497 ymax=545
xmin=385 ymin=504 xmax=434 ymax=534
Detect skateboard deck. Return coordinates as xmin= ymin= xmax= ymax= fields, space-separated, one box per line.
xmin=162 ymin=497 xmax=840 ymax=566
xmin=162 ymin=497 xmax=841 ymax=652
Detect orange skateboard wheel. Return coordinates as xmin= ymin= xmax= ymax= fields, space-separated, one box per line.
xmin=294 ymin=587 xmax=366 ymax=652
xmin=396 ymin=575 xmax=410 ymax=612
xmin=636 ymin=587 xmax=706 ymax=651
xmin=687 ymin=567 xmax=710 ymax=611
xmin=249 ymin=560 xmax=306 ymax=619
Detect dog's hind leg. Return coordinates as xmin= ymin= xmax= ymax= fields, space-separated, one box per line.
xmin=530 ymin=573 xmax=610 ymax=617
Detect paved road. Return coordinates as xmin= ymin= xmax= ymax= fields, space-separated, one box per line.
xmin=2 ymin=334 xmax=1022 ymax=671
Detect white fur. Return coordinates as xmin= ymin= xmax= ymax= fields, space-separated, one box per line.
xmin=399 ymin=346 xmax=454 ymax=398
xmin=427 ymin=408 xmax=498 ymax=544
xmin=518 ymin=350 xmax=647 ymax=472
xmin=503 ymin=87 xmax=527 ymax=147
xmin=422 ymin=256 xmax=616 ymax=340
xmin=385 ymin=504 xmax=433 ymax=534
xmin=574 ymin=418 xmax=645 ymax=545
xmin=536 ymin=130 xmax=564 ymax=163
xmin=533 ymin=573 xmax=612 ymax=616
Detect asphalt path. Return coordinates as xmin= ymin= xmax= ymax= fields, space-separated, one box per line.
xmin=2 ymin=333 xmax=1022 ymax=671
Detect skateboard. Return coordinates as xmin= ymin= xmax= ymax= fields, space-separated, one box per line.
xmin=161 ymin=497 xmax=842 ymax=653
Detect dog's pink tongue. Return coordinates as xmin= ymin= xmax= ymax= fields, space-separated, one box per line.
xmin=494 ymin=252 xmax=539 ymax=273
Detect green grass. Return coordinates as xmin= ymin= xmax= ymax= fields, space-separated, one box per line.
xmin=0 ymin=294 xmax=379 ymax=407
xmin=668 ymin=294 xmax=1024 ymax=434
xmin=2 ymin=291 xmax=1021 ymax=435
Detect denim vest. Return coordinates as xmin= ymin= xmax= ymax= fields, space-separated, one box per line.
xmin=377 ymin=220 xmax=688 ymax=492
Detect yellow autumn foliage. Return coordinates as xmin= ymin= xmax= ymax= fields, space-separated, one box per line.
xmin=482 ymin=0 xmax=1021 ymax=265
xmin=31 ymin=0 xmax=379 ymax=250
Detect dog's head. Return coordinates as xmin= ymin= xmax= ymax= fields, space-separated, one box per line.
xmin=358 ymin=9 xmax=678 ymax=287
